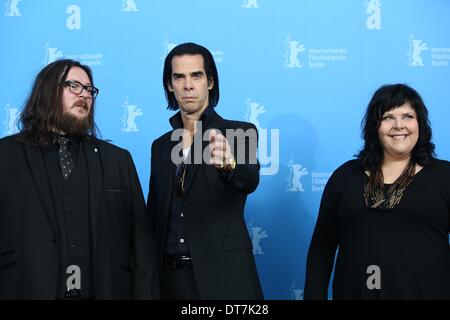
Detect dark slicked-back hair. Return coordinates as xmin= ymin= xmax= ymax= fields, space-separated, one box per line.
xmin=163 ymin=42 xmax=219 ymax=110
xmin=18 ymin=59 xmax=98 ymax=147
xmin=357 ymin=83 xmax=435 ymax=171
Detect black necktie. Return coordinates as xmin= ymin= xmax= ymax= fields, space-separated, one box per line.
xmin=58 ymin=136 xmax=75 ymax=180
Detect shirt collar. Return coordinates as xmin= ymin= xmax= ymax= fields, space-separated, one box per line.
xmin=58 ymin=134 xmax=81 ymax=154
xmin=169 ymin=105 xmax=215 ymax=130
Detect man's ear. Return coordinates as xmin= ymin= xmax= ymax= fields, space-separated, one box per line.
xmin=168 ymin=81 xmax=174 ymax=92
xmin=208 ymin=77 xmax=214 ymax=90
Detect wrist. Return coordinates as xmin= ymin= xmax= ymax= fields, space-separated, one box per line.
xmin=221 ymin=157 xmax=236 ymax=172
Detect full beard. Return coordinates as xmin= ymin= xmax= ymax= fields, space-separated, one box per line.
xmin=59 ymin=111 xmax=92 ymax=137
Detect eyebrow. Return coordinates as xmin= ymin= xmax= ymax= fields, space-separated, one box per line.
xmin=383 ymin=111 xmax=415 ymax=116
xmin=68 ymin=79 xmax=92 ymax=86
xmin=172 ymin=71 xmax=205 ymax=77
xmin=191 ymin=71 xmax=205 ymax=77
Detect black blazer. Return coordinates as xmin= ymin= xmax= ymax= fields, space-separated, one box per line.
xmin=147 ymin=111 xmax=263 ymax=299
xmin=0 ymin=135 xmax=158 ymax=299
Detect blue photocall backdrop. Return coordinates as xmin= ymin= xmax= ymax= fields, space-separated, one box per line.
xmin=1 ymin=0 xmax=449 ymax=299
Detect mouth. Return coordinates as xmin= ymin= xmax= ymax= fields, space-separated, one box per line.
xmin=389 ymin=134 xmax=408 ymax=140
xmin=72 ymin=105 xmax=89 ymax=115
xmin=73 ymin=103 xmax=88 ymax=110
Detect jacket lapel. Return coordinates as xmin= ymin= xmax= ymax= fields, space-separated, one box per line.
xmin=81 ymin=139 xmax=102 ymax=249
xmin=182 ymin=112 xmax=225 ymax=197
xmin=23 ymin=143 xmax=57 ymax=231
xmin=181 ymin=137 xmax=202 ymax=197
xmin=159 ymin=139 xmax=178 ymax=214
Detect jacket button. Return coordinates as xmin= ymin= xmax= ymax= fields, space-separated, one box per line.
xmin=52 ymin=235 xmax=57 ymax=243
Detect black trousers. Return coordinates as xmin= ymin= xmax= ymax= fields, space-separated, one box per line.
xmin=160 ymin=265 xmax=201 ymax=300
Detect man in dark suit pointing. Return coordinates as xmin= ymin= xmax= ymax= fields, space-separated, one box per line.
xmin=147 ymin=43 xmax=263 ymax=299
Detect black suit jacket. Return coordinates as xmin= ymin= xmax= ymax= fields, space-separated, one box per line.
xmin=147 ymin=111 xmax=263 ymax=299
xmin=0 ymin=134 xmax=158 ymax=299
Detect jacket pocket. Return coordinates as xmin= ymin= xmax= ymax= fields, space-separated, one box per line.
xmin=0 ymin=249 xmax=16 ymax=271
xmin=222 ymin=233 xmax=253 ymax=252
xmin=106 ymin=188 xmax=127 ymax=193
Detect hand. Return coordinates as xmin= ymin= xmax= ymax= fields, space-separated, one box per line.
xmin=208 ymin=129 xmax=235 ymax=171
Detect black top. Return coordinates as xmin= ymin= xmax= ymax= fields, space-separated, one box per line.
xmin=304 ymin=158 xmax=450 ymax=299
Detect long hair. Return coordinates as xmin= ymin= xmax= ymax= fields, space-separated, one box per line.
xmin=163 ymin=42 xmax=220 ymax=110
xmin=17 ymin=59 xmax=98 ymax=147
xmin=357 ymin=83 xmax=435 ymax=170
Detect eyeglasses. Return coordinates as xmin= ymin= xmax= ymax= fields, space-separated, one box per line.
xmin=175 ymin=162 xmax=186 ymax=197
xmin=63 ymin=80 xmax=99 ymax=99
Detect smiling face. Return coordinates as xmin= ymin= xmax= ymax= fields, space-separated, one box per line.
xmin=378 ymin=102 xmax=419 ymax=162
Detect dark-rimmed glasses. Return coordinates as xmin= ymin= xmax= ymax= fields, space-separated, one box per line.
xmin=63 ymin=80 xmax=99 ymax=99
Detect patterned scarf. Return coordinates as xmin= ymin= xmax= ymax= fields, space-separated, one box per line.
xmin=364 ymin=161 xmax=416 ymax=211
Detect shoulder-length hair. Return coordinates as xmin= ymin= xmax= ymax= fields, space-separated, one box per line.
xmin=357 ymin=83 xmax=435 ymax=171
xmin=17 ymin=59 xmax=98 ymax=147
xmin=162 ymin=42 xmax=220 ymax=110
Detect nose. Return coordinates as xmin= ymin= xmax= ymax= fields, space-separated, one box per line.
xmin=393 ymin=117 xmax=404 ymax=129
xmin=184 ymin=77 xmax=194 ymax=90
xmin=78 ymin=89 xmax=92 ymax=99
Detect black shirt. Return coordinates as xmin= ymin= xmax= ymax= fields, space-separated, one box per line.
xmin=304 ymin=158 xmax=450 ymax=299
xmin=164 ymin=107 xmax=216 ymax=255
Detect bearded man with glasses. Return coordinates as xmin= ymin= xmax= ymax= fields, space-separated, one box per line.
xmin=0 ymin=59 xmax=159 ymax=299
